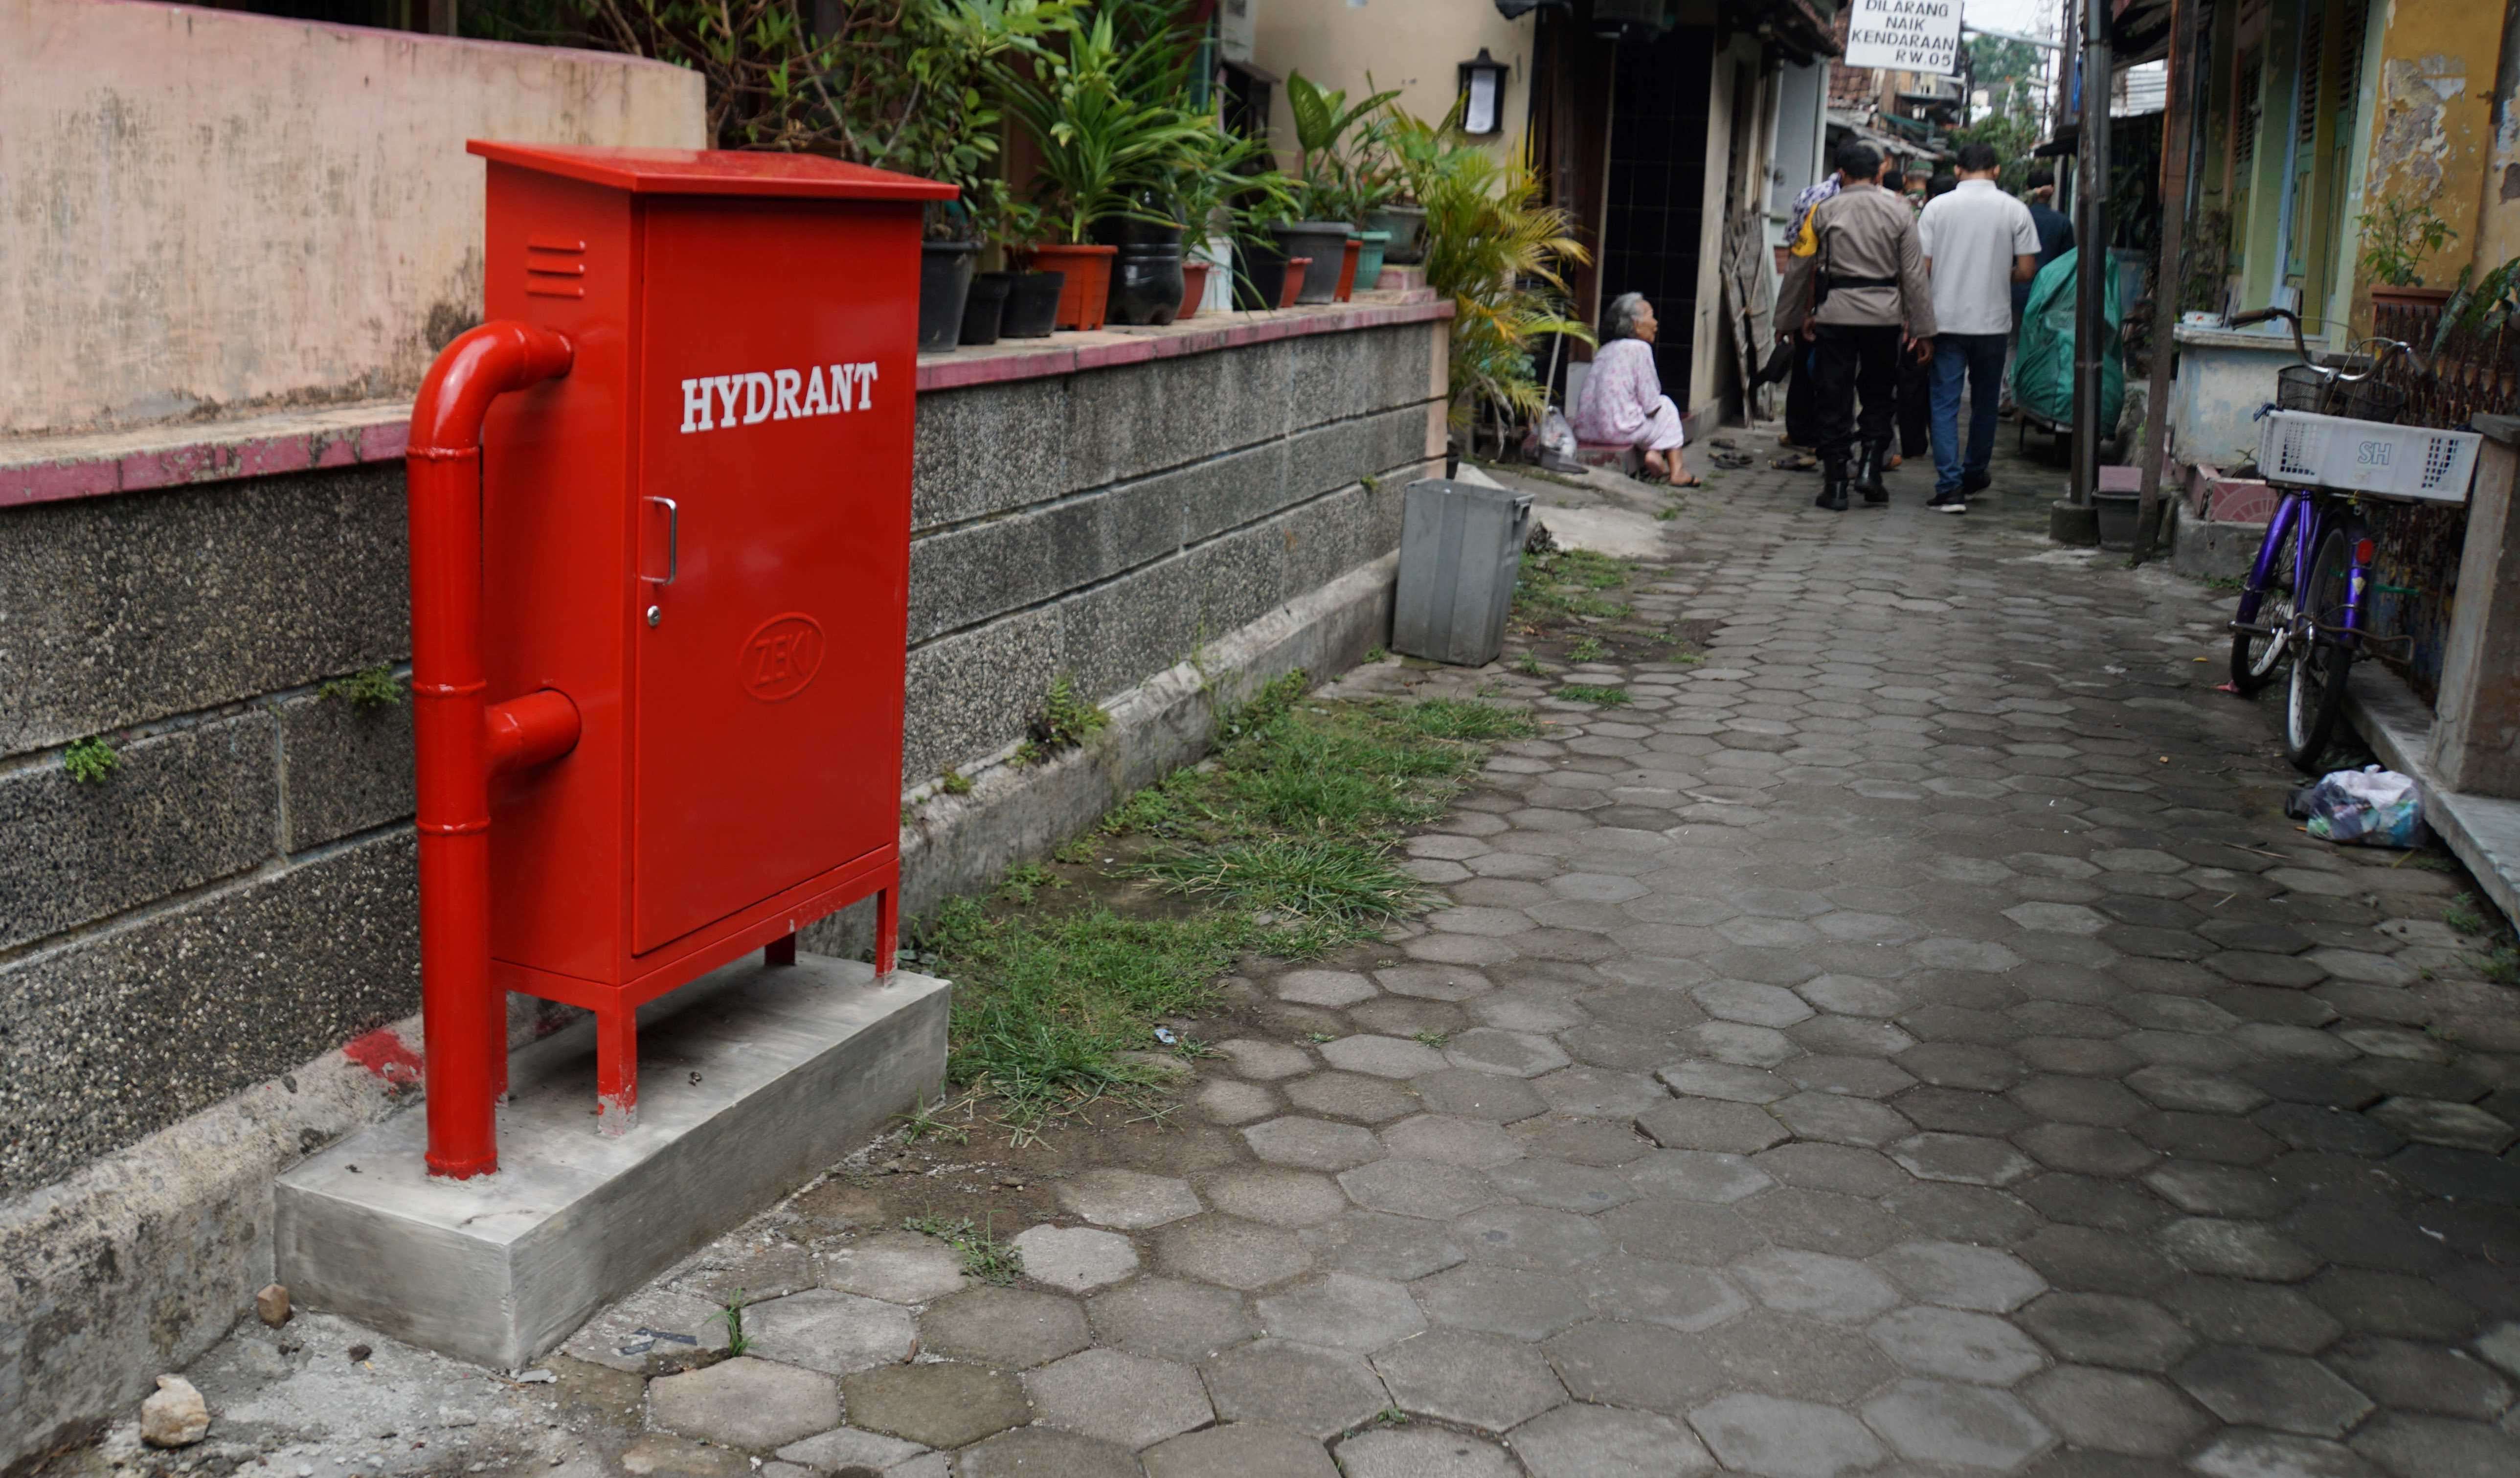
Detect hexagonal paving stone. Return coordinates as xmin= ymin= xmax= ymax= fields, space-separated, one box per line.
xmin=1155 ymin=1215 xmax=1313 ymax=1291
xmin=1322 ymin=1035 xmax=1450 ymax=1078
xmin=1199 ymin=1338 xmax=1391 ymax=1439
xmin=2157 ymin=1216 xmax=2321 ymax=1282
xmin=1333 ymin=1156 xmax=1495 ymax=1220
xmin=648 ymin=1357 xmax=841 ymax=1450
xmin=1283 ymin=1071 xmax=1419 ymax=1123
xmin=1859 ymin=1378 xmax=2054 ymax=1471
xmin=1769 ymin=1091 xmax=1913 ymax=1147
xmin=1243 ymin=1116 xmax=1386 ymax=1172
xmin=1196 ymin=1079 xmax=1280 ymax=1125
xmin=1875 ymin=1240 xmax=2048 ymax=1313
xmin=1408 ymin=1261 xmax=1588 ymax=1340
xmin=2174 ymin=1344 xmax=2377 ymax=1436
xmin=1688 ymin=1391 xmax=1888 ymax=1478
xmin=1331 ymin=1427 xmax=1519 ymax=1478
xmin=1372 ymin=1327 xmax=1567 ymax=1432
xmin=1512 ymin=1402 xmax=1713 ymax=1478
xmin=1544 ymin=1319 xmax=1723 ymax=1415
xmin=1451 ymin=1204 xmax=1608 ymax=1270
xmin=840 ymin=1362 xmax=1032 ymax=1450
xmin=1636 ymin=1098 xmax=1789 ymax=1154
xmin=1867 ymin=1305 xmax=2048 ymax=1385
xmin=1140 ymin=1423 xmax=1336 ymax=1478
xmin=771 ymin=1427 xmax=929 ymax=1473
xmin=1216 ymin=1039 xmax=1316 ymax=1080
xmin=1889 ymin=1131 xmax=2037 ymax=1186
xmin=919 ymin=1285 xmax=1090 ymax=1369
xmin=820 ymin=1231 xmax=969 ymax=1304
xmin=1274 ymin=969 xmax=1378 ymax=1007
xmin=1303 ymin=1210 xmax=1468 ymax=1282
xmin=1625 ymin=1148 xmax=1776 ymax=1202
xmin=1486 ymin=1157 xmax=1637 ymax=1213
xmin=1057 ymin=1168 xmax=1203 ymax=1229
xmin=2187 ymin=1430 xmax=2385 ymax=1478
xmin=955 ymin=1427 xmax=1139 ymax=1478
xmin=1444 ymin=1027 xmax=1572 ymax=1077
xmin=2368 ymin=1096 xmax=2519 ymax=1152
xmin=1730 ymin=1247 xmax=1901 ymax=1324
xmin=1382 ymin=1113 xmax=1527 ymax=1167
xmin=2017 ymin=1292 xmax=2197 ymax=1371
xmin=1201 ymin=1167 xmax=1350 ymax=1228
xmin=1412 ymin=1070 xmax=1550 ymax=1123
xmin=1657 ymin=1059 xmax=1792 ymax=1104
xmin=2020 ymin=1364 xmax=2214 ymax=1456
xmin=740 ymin=1289 xmax=916 ymax=1375
xmin=1256 ymin=1272 xmax=1427 ymax=1352
xmin=1596 ymin=1197 xmax=1762 ymax=1265
xmin=1086 ymin=1275 xmax=1255 ymax=1363
xmin=1008 ymin=1224 xmax=1140 ymax=1295
xmin=1023 ymin=1346 xmax=1215 ymax=1450
xmin=1575 ymin=1253 xmax=1750 ymax=1332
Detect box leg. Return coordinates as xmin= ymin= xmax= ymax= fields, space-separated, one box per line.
xmin=875 ymin=886 xmax=900 ymax=977
xmin=596 ymin=1008 xmax=638 ymax=1136
xmin=491 ymin=988 xmax=511 ymax=1106
xmin=765 ymin=932 xmax=798 ymax=967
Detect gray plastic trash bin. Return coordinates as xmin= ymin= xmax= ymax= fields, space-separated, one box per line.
xmin=1391 ymin=478 xmax=1532 ymax=667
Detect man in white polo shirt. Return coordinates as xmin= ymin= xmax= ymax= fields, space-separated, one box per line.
xmin=1916 ymin=142 xmax=2042 ymax=513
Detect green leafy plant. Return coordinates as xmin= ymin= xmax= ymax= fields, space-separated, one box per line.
xmin=1568 ymin=637 xmax=1606 ymax=662
xmin=63 ymin=736 xmax=119 ymax=785
xmin=1386 ymin=107 xmax=1591 ymax=426
xmin=2436 ymin=254 xmax=2520 ymax=352
xmin=896 ymin=1097 xmax=972 ymax=1144
xmin=2359 ymin=195 xmax=2458 ymax=289
xmin=1016 ymin=673 xmax=1111 ymax=764
xmin=999 ymin=862 xmax=1057 ymax=904
xmin=1555 ymin=685 xmax=1632 ymax=706
xmin=1411 ymin=1029 xmax=1449 ymax=1047
xmin=320 ymin=664 xmax=405 ymax=708
xmin=1284 ymin=70 xmax=1400 ymax=221
xmin=997 ymin=11 xmax=1212 ymax=243
xmin=2446 ymin=895 xmax=2490 ymax=936
xmin=939 ymin=768 xmax=975 ymax=796
xmin=1513 ymin=653 xmax=1549 ymax=677
xmin=720 ymin=1290 xmax=752 ymax=1356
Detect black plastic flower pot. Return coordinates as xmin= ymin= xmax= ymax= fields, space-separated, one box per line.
xmin=1234 ymin=239 xmax=1290 ymax=311
xmin=1107 ymin=240 xmax=1186 ymax=326
xmin=961 ymin=272 xmax=1014 ymax=346
xmin=1270 ymin=221 xmax=1352 ymax=305
xmin=918 ymin=241 xmax=980 ymax=353
xmin=1000 ymin=270 xmax=1066 ymax=339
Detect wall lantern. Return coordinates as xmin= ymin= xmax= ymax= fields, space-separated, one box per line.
xmin=1458 ymin=48 xmax=1510 ymax=136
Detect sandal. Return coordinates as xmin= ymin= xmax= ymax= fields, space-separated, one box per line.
xmin=1670 ymin=473 xmax=1705 ymax=488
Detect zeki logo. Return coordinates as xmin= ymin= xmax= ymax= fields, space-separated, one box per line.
xmin=679 ymin=363 xmax=878 ymax=433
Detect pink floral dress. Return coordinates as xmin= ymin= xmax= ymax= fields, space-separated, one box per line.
xmin=1572 ymin=338 xmax=1685 ymax=451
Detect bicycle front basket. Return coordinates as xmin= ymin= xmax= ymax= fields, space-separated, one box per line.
xmin=2275 ymin=364 xmax=2333 ymax=411
xmin=2328 ymin=377 xmax=2406 ymax=425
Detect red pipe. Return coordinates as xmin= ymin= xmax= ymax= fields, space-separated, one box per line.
xmin=406 ymin=321 xmax=574 ymax=1179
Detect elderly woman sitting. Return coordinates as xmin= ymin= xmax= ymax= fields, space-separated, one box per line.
xmin=1572 ymin=293 xmax=1698 ymax=486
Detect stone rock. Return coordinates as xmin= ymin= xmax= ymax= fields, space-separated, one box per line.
xmin=1057 ymin=1169 xmax=1203 ymax=1229
xmin=954 ymin=1426 xmax=1141 ymax=1478
xmin=140 ymin=1375 xmax=210 ymax=1448
xmin=1025 ymin=1347 xmax=1215 ymax=1450
xmin=821 ymin=1231 xmax=968 ymax=1305
xmin=742 ymin=1289 xmax=918 ymax=1375
xmin=648 ymin=1357 xmax=841 ymax=1450
xmin=255 ymin=1283 xmax=292 ymax=1327
xmin=1011 ymin=1225 xmax=1141 ymax=1294
xmin=920 ymin=1285 xmax=1091 ymax=1368
xmin=841 ymin=1362 xmax=1033 ymax=1450
xmin=1141 ymin=1423 xmax=1338 ymax=1478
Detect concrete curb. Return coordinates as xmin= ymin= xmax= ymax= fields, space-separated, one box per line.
xmin=2342 ymin=663 xmax=2520 ymax=932
xmin=0 ymin=550 xmax=1398 ymax=1467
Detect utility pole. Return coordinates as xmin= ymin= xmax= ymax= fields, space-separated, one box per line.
xmin=2130 ymin=0 xmax=2203 ymax=565
xmin=2067 ymin=0 xmax=2110 ymax=519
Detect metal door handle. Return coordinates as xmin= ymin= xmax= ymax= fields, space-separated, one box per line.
xmin=647 ymin=496 xmax=678 ymax=586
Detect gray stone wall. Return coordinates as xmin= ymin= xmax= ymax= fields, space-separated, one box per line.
xmin=0 ymin=318 xmax=1439 ymax=1203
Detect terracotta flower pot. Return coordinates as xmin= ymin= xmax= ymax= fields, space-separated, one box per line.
xmin=1279 ymin=258 xmax=1310 ymax=309
xmin=1177 ymin=260 xmax=1211 ymax=320
xmin=1030 ymin=243 xmax=1118 ymax=331
xmin=1333 ymin=236 xmax=1362 ymax=302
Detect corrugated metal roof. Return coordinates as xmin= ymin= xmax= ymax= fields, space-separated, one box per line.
xmin=2113 ymin=59 xmax=2167 ymax=116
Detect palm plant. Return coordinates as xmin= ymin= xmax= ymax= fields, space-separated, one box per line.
xmin=1386 ymin=109 xmax=1592 ymax=427
xmin=998 ymin=11 xmax=1213 ymax=243
xmin=1165 ymin=124 xmax=1298 ymax=255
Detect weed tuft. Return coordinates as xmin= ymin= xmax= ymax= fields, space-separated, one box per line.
xmin=1513 ymin=652 xmax=1549 ymax=677
xmin=2446 ymin=895 xmax=2490 ymax=936
xmin=998 ymin=863 xmax=1057 ymax=905
xmin=1015 ymin=674 xmax=1109 ymax=765
xmin=903 ymin=1212 xmax=1023 ymax=1284
xmin=320 ymin=664 xmax=405 ymax=708
xmin=939 ymin=768 xmax=974 ymax=796
xmin=1554 ymin=685 xmax=1633 ymax=706
xmin=63 ymin=737 xmax=119 ymax=785
xmin=720 ymin=1290 xmax=752 ymax=1356
xmin=1568 ymin=637 xmax=1607 ymax=662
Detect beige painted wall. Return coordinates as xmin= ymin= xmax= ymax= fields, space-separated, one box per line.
xmin=0 ymin=0 xmax=704 ymax=437
xmin=1252 ymin=0 xmax=1535 ymax=172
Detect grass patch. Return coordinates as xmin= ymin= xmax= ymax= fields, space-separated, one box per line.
xmin=1513 ymin=547 xmax=1635 ymax=627
xmin=915 ymin=672 xmax=1536 ymax=1124
xmin=2446 ymin=894 xmax=2490 ymax=936
xmin=1014 ymin=673 xmax=1110 ymax=766
xmin=1568 ymin=637 xmax=1607 ymax=662
xmin=62 ymin=736 xmax=119 ymax=785
xmin=1554 ymin=685 xmax=1633 ymax=706
xmin=320 ymin=663 xmax=405 ymax=708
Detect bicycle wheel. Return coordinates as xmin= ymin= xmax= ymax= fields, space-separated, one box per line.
xmin=2228 ymin=521 xmax=2299 ymax=694
xmin=2284 ymin=525 xmax=2356 ymax=773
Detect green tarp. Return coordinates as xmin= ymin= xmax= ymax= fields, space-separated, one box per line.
xmin=2010 ymin=247 xmax=2123 ymax=432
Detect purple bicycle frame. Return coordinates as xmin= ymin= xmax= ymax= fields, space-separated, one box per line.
xmin=2235 ymin=486 xmax=2367 ymax=649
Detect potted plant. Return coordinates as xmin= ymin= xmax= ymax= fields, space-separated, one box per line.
xmin=2359 ymin=195 xmax=2459 ymax=312
xmin=1273 ymin=70 xmax=1393 ymax=305
xmin=985 ymin=200 xmax=1066 ymax=340
xmin=999 ymin=12 xmax=1209 ymax=330
xmin=1164 ymin=124 xmax=1286 ymax=318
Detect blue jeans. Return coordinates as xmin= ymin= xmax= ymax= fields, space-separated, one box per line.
xmin=1931 ymin=332 xmax=2008 ymax=495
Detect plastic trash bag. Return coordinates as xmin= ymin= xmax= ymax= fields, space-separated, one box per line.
xmin=1539 ymin=408 xmax=1576 ymax=458
xmin=2285 ymin=766 xmax=2430 ymax=848
xmin=2011 ymin=248 xmax=2123 ymax=432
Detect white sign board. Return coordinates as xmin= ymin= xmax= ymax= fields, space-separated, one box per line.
xmin=1843 ymin=0 xmax=1963 ymax=74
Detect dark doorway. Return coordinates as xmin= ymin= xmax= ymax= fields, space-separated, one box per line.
xmin=1600 ymin=24 xmax=1715 ymax=408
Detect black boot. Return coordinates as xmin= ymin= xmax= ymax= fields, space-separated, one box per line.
xmin=1855 ymin=442 xmax=1890 ymax=504
xmin=1815 ymin=462 xmax=1850 ymax=511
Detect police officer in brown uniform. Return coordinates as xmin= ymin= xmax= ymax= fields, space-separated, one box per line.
xmin=1776 ymin=141 xmax=1936 ymax=511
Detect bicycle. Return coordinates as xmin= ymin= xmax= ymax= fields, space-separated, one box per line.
xmin=2221 ymin=306 xmax=2416 ymax=773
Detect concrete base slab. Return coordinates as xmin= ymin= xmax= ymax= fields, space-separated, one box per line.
xmin=275 ymin=955 xmax=948 ymax=1370
xmin=2172 ymin=513 xmax=2268 ymax=582
xmin=2049 ymin=500 xmax=2099 ymax=546
xmin=2344 ymin=665 xmax=2520 ymax=931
